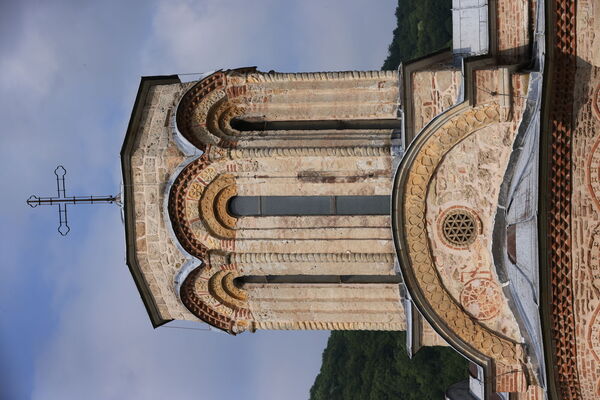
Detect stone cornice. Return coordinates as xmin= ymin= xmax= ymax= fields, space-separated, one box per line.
xmin=121 ymin=75 xmax=180 ymax=328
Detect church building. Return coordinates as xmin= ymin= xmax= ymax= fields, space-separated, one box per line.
xmin=120 ymin=0 xmax=600 ymax=399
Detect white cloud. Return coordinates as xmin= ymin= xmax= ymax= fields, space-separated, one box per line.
xmin=292 ymin=0 xmax=397 ymax=71
xmin=144 ymin=0 xmax=397 ymax=74
xmin=0 ymin=27 xmax=60 ymax=100
xmin=143 ymin=0 xmax=277 ymax=73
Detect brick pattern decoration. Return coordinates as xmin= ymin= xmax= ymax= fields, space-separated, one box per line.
xmin=176 ymin=71 xmax=226 ymax=151
xmin=176 ymin=69 xmax=399 ymax=151
xmin=546 ymin=0 xmax=581 ymax=397
xmin=167 ymin=153 xmax=212 ymax=259
xmin=176 ymin=67 xmax=258 ymax=150
xmin=180 ymin=267 xmax=240 ymax=333
xmin=571 ymin=1 xmax=600 ymax=397
xmin=510 ymin=385 xmax=544 ymax=400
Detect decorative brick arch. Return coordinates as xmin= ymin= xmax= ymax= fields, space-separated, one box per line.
xmin=180 ymin=266 xmax=253 ymax=334
xmin=168 ymin=154 xmax=212 ymax=259
xmin=392 ymin=102 xmax=527 ymax=378
xmin=176 ymin=68 xmax=257 ymax=150
xmin=175 ymin=68 xmax=401 ymax=151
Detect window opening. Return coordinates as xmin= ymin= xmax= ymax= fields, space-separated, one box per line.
xmin=228 ymin=195 xmax=390 ymax=217
xmin=230 ymin=118 xmax=402 ymax=132
xmin=235 ymin=274 xmax=403 ymax=286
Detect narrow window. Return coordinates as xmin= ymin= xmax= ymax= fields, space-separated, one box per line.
xmin=230 ymin=118 xmax=402 ymax=132
xmin=228 ymin=195 xmax=390 ymax=217
xmin=235 ymin=274 xmax=403 ymax=286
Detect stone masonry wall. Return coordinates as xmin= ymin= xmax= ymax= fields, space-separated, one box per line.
xmin=424 ymin=68 xmax=532 ymax=392
xmin=569 ymin=1 xmax=600 ymax=396
xmin=181 ymin=70 xmax=400 ymax=151
xmin=130 ymin=82 xmax=199 ymax=321
xmin=166 ymin=70 xmax=407 ymax=332
xmin=426 ymin=123 xmax=522 ymax=342
xmin=249 ymin=284 xmax=405 ymax=331
xmin=411 ymin=66 xmax=462 ymax=135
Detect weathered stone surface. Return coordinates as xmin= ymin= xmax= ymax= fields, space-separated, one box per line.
xmin=426 ymin=123 xmax=522 ymax=341
xmin=411 ymin=66 xmax=462 ymax=134
xmin=569 ymin=3 xmax=600 ymax=395
xmin=398 ymin=100 xmax=537 ymax=388
xmin=130 ymin=81 xmax=199 ymax=321
xmin=148 ymin=69 xmax=409 ymax=333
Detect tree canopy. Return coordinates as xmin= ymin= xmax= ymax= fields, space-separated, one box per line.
xmin=309 ymin=331 xmax=467 ymax=400
xmin=382 ymin=0 xmax=453 ymax=70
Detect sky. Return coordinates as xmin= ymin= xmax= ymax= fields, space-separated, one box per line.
xmin=0 ymin=1 xmax=397 ymax=399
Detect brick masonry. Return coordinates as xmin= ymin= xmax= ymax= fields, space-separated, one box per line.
xmin=496 ymin=0 xmax=531 ymax=63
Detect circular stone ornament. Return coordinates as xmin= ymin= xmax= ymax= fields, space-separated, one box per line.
xmin=460 ymin=278 xmax=502 ymax=320
xmin=439 ymin=207 xmax=480 ymax=248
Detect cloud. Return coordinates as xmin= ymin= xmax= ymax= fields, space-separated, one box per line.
xmin=291 ymin=0 xmax=398 ymax=71
xmin=0 ymin=25 xmax=60 ymax=100
xmin=144 ymin=0 xmax=397 ymax=74
xmin=143 ymin=0 xmax=281 ymax=74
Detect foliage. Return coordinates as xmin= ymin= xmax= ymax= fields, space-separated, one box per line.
xmin=309 ymin=331 xmax=468 ymax=400
xmin=382 ymin=0 xmax=453 ymax=70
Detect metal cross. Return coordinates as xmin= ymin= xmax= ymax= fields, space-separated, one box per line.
xmin=26 ymin=166 xmax=119 ymax=236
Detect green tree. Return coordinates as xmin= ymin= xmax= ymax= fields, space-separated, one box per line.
xmin=309 ymin=332 xmax=467 ymax=400
xmin=381 ymin=0 xmax=453 ymax=70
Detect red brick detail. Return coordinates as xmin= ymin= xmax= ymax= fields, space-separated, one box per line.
xmin=494 ymin=362 xmax=528 ymax=393
xmin=180 ymin=268 xmax=235 ymax=333
xmin=510 ymin=385 xmax=545 ymax=400
xmin=176 ymin=72 xmax=228 ymax=151
xmin=460 ymin=278 xmax=502 ymax=321
xmin=226 ymin=85 xmax=247 ymax=99
xmin=168 ymin=154 xmax=212 ymax=259
xmin=474 ymin=69 xmax=500 ymax=106
xmin=496 ymin=0 xmax=531 ymax=63
xmin=546 ymin=0 xmax=582 ymax=397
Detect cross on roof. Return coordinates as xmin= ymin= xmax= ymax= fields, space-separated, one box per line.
xmin=27 ymin=166 xmax=119 ymax=236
